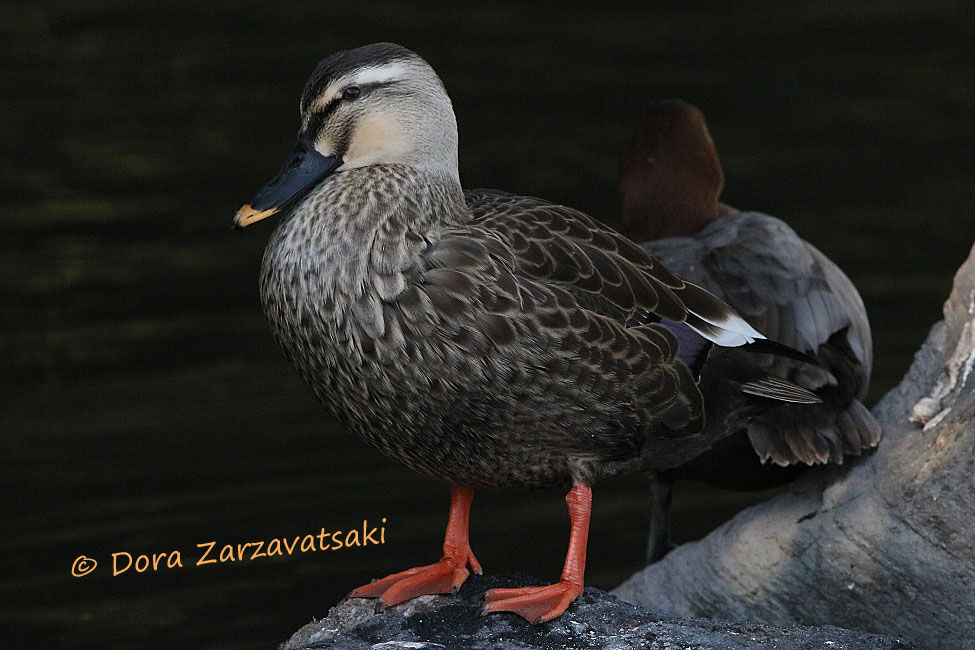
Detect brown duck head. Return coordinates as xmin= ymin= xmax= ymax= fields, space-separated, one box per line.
xmin=618 ymin=99 xmax=725 ymax=242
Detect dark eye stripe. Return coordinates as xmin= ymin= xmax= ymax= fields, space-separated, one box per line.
xmin=303 ymin=80 xmax=402 ymax=138
xmin=305 ymin=98 xmax=340 ymax=136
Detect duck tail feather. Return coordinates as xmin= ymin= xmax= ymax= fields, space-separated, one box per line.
xmin=745 ymin=396 xmax=882 ymax=467
xmin=837 ymin=399 xmax=882 ymax=453
xmin=739 ymin=376 xmax=823 ymax=404
xmin=739 ymin=339 xmax=821 ymax=366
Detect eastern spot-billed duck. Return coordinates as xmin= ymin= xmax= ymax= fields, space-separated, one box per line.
xmin=618 ymin=99 xmax=880 ymax=563
xmin=234 ymin=45 xmax=820 ymax=622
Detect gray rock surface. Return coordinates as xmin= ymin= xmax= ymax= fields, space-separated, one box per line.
xmin=614 ymin=242 xmax=975 ymax=647
xmin=281 ymin=574 xmax=909 ymax=649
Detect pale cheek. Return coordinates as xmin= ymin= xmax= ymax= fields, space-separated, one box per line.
xmin=313 ymin=133 xmax=338 ymax=157
xmin=344 ymin=114 xmax=408 ymax=167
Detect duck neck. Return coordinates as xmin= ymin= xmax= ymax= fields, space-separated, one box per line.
xmin=335 ymin=163 xmax=468 ymax=231
xmin=262 ymin=163 xmax=468 ymax=308
xmin=618 ymin=161 xmax=722 ymax=241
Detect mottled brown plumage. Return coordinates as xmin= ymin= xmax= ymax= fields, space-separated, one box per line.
xmin=259 ymin=171 xmax=780 ymax=489
xmin=237 ymin=45 xmax=819 ymax=622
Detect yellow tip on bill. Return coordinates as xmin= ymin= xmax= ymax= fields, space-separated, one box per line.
xmin=233 ymin=204 xmax=279 ymax=229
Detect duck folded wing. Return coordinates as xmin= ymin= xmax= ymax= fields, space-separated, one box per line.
xmin=411 ymin=234 xmax=707 ymax=463
xmin=465 ymin=189 xmax=764 ymax=348
xmin=641 ymin=211 xmax=879 ymax=465
xmin=642 ymin=211 xmax=871 ymax=394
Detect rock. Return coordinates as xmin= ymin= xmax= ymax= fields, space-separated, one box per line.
xmin=281 ymin=574 xmax=909 ymax=649
xmin=613 ymin=242 xmax=975 ymax=647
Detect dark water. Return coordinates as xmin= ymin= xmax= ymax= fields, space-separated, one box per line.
xmin=2 ymin=2 xmax=972 ymax=648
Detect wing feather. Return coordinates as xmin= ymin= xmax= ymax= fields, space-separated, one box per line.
xmin=465 ymin=189 xmax=762 ymax=347
xmin=411 ymin=231 xmax=707 ymax=461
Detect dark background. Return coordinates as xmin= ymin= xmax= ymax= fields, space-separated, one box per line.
xmin=2 ymin=1 xmax=972 ymax=648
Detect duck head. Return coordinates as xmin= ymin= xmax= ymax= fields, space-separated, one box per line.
xmin=617 ymin=99 xmax=725 ymax=242
xmin=234 ymin=42 xmax=459 ymax=229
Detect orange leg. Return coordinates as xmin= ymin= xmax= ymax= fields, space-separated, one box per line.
xmin=482 ymin=483 xmax=591 ymax=623
xmin=349 ymin=485 xmax=482 ymax=606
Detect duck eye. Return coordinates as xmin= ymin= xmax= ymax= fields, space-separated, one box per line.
xmin=342 ymin=86 xmax=361 ymax=100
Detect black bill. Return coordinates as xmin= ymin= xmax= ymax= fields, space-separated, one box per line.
xmin=234 ymin=138 xmax=344 ymax=229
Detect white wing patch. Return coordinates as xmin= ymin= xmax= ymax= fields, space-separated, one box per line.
xmin=679 ymin=281 xmax=766 ymax=347
xmin=692 ymin=309 xmax=765 ymax=347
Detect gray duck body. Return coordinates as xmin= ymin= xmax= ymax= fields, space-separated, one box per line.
xmin=642 ymin=210 xmax=879 ymax=465
xmin=259 ymin=166 xmax=715 ymax=489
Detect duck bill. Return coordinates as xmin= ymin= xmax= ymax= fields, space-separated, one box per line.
xmin=234 ymin=139 xmax=344 ymax=229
